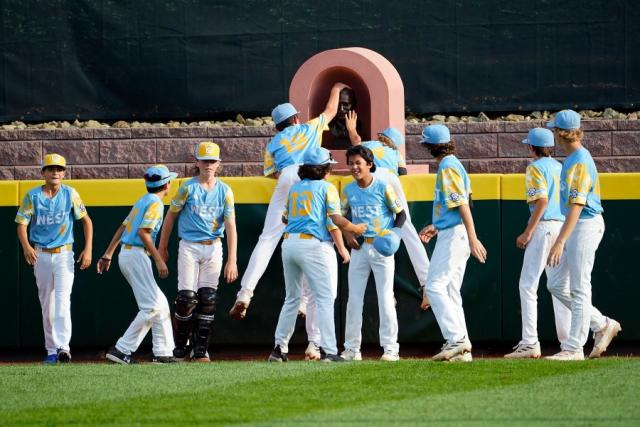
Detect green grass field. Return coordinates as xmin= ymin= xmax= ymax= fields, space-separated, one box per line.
xmin=2 ymin=359 xmax=639 ymax=426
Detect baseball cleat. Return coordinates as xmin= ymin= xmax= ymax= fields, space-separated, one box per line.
xmin=229 ymin=300 xmax=248 ymax=320
xmin=173 ymin=346 xmax=190 ymax=361
xmin=340 ymin=349 xmax=363 ymax=361
xmin=504 ymin=342 xmax=541 ymax=359
xmin=545 ymin=350 xmax=584 ymax=361
xmin=43 ymin=354 xmax=58 ymax=365
xmin=152 ymin=355 xmax=178 ymax=363
xmin=106 ymin=346 xmax=133 ymax=365
xmin=191 ymin=353 xmax=210 ymax=363
xmin=268 ymin=345 xmax=288 ymax=362
xmin=304 ymin=342 xmax=321 ymax=361
xmin=432 ymin=338 xmax=472 ymax=361
xmin=56 ymin=349 xmax=71 ymax=363
xmin=320 ymin=352 xmax=345 ymax=363
xmin=448 ymin=351 xmax=473 ymax=362
xmin=589 ymin=318 xmax=622 ymax=359
xmin=380 ymin=350 xmax=400 ymax=361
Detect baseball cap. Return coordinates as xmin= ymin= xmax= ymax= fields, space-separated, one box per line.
xmin=546 ymin=110 xmax=581 ymax=130
xmin=195 ymin=141 xmax=221 ymax=161
xmin=42 ymin=153 xmax=66 ymax=170
xmin=303 ymin=147 xmax=338 ymax=166
xmin=271 ymin=103 xmax=299 ymax=126
xmin=419 ymin=124 xmax=451 ymax=144
xmin=373 ymin=228 xmax=401 ymax=257
xmin=522 ymin=128 xmax=554 ymax=147
xmin=378 ymin=127 xmax=404 ymax=147
xmin=144 ymin=164 xmax=178 ymax=188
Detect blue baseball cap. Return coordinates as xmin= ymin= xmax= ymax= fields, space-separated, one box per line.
xmin=144 ymin=164 xmax=178 ymax=188
xmin=546 ymin=110 xmax=581 ymax=130
xmin=419 ymin=124 xmax=451 ymax=144
xmin=522 ymin=128 xmax=555 ymax=147
xmin=303 ymin=147 xmax=338 ymax=166
xmin=378 ymin=127 xmax=404 ymax=147
xmin=271 ymin=103 xmax=299 ymax=126
xmin=373 ymin=228 xmax=401 ymax=257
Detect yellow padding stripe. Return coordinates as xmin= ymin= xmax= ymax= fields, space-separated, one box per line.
xmin=0 ymin=181 xmax=18 ymax=206
xmin=222 ymin=177 xmax=276 ymax=204
xmin=501 ymin=174 xmax=526 ymax=200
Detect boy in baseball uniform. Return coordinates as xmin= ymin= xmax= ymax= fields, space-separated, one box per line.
xmin=158 ymin=141 xmax=238 ymax=362
xmin=269 ymin=147 xmax=364 ymax=362
xmin=97 ymin=165 xmax=178 ymax=364
xmin=16 ymin=153 xmax=93 ymax=364
xmin=545 ymin=110 xmax=621 ymax=360
xmin=340 ymin=145 xmax=407 ymax=362
xmin=418 ymin=124 xmax=486 ymax=362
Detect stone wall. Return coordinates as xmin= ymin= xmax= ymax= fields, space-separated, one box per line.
xmin=1 ymin=120 xmax=639 ymax=180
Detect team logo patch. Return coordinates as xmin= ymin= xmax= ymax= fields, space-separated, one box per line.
xmin=450 ymin=192 xmax=460 ymax=202
xmin=569 ymin=189 xmax=579 ymax=199
xmin=394 ymin=200 xmax=401 ymax=208
xmin=527 ymin=188 xmax=536 ymax=197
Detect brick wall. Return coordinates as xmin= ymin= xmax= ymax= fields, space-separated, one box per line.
xmin=1 ymin=120 xmax=639 ymax=180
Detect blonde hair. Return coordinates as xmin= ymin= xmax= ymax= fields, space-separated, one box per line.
xmin=378 ymin=135 xmax=397 ymax=150
xmin=555 ymin=128 xmax=583 ymax=145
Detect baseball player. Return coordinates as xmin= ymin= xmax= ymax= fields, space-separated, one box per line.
xmin=16 ymin=153 xmax=93 ymax=364
xmin=340 ymin=145 xmax=407 ymax=362
xmin=229 ymin=82 xmax=348 ymax=320
xmin=269 ymin=147 xmax=364 ymax=362
xmin=345 ymin=111 xmax=431 ymax=310
xmin=418 ymin=124 xmax=486 ymax=362
xmin=97 ymin=165 xmax=178 ymax=364
xmin=505 ymin=128 xmax=571 ymax=358
xmin=545 ymin=110 xmax=621 ymax=360
xmin=158 ymin=141 xmax=238 ymax=362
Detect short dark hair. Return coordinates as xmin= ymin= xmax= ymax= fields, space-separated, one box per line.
xmin=144 ymin=171 xmax=169 ymax=193
xmin=346 ymin=145 xmax=377 ymax=173
xmin=146 ymin=183 xmax=168 ymax=193
xmin=531 ymin=146 xmax=552 ymax=157
xmin=275 ymin=114 xmax=298 ymax=132
xmin=298 ymin=164 xmax=332 ymax=180
xmin=426 ymin=141 xmax=456 ymax=159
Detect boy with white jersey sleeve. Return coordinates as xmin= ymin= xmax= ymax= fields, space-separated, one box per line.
xmin=268 ymin=147 xmax=364 ymax=362
xmin=504 ymin=128 xmax=571 ymax=359
xmin=418 ymin=124 xmax=487 ymax=362
xmin=340 ymin=145 xmax=407 ymax=362
xmin=158 ymin=141 xmax=238 ymax=362
xmin=229 ymin=82 xmax=349 ymax=320
xmin=16 ymin=154 xmax=93 ymax=364
xmin=97 ymin=165 xmax=178 ymax=364
xmin=346 ymin=112 xmax=431 ymax=310
xmin=545 ymin=110 xmax=621 ymax=361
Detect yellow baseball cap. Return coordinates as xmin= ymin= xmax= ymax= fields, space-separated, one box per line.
xmin=42 ymin=153 xmax=67 ymax=170
xmin=195 ymin=141 xmax=221 ymax=161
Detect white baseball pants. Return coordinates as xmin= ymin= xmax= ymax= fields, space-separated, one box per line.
xmin=426 ymin=224 xmax=470 ymax=344
xmin=547 ymin=215 xmax=608 ymax=352
xmin=177 ymin=239 xmax=223 ymax=291
xmin=275 ymin=236 xmax=338 ymax=354
xmin=116 ymin=246 xmax=174 ymax=357
xmin=374 ymin=168 xmax=430 ymax=287
xmin=237 ymin=164 xmax=300 ymax=303
xmin=518 ymin=220 xmax=571 ymax=345
xmin=34 ymin=246 xmax=74 ymax=355
xmin=344 ymin=242 xmax=399 ymax=353
xmin=300 ymin=284 xmax=321 ymax=345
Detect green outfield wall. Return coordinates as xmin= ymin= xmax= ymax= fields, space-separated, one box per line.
xmin=1 ymin=174 xmax=638 ymax=350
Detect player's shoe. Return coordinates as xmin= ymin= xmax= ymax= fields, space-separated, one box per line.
xmin=173 ymin=346 xmax=190 ymax=361
xmin=152 ymin=355 xmax=178 ymax=363
xmin=304 ymin=342 xmax=321 ymax=361
xmin=340 ymin=349 xmax=363 ymax=361
xmin=449 ymin=351 xmax=473 ymax=362
xmin=43 ymin=354 xmax=57 ymax=365
xmin=320 ymin=349 xmax=345 ymax=363
xmin=229 ymin=300 xmax=249 ymax=320
xmin=545 ymin=350 xmax=585 ymax=361
xmin=504 ymin=342 xmax=541 ymax=359
xmin=432 ymin=338 xmax=472 ymax=361
xmin=56 ymin=349 xmax=71 ymax=363
xmin=268 ymin=345 xmax=288 ymax=362
xmin=380 ymin=350 xmax=400 ymax=361
xmin=106 ymin=346 xmax=133 ymax=365
xmin=191 ymin=354 xmax=210 ymax=363
xmin=589 ymin=318 xmax=622 ymax=359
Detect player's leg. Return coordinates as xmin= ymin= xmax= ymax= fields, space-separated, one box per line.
xmin=543 ymin=222 xmax=572 ymax=347
xmin=34 ymin=250 xmax=56 ymax=360
xmin=51 ymin=249 xmax=75 ymax=362
xmin=173 ymin=240 xmax=200 ymax=358
xmin=149 ymin=288 xmax=175 ymax=361
xmin=343 ymin=246 xmax=370 ymax=359
xmin=369 ymin=247 xmax=399 ymax=361
xmin=302 ymin=282 xmax=321 ymax=360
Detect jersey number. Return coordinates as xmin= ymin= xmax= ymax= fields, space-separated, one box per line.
xmin=281 ymin=133 xmax=308 ymax=153
xmin=290 ymin=191 xmax=313 ymax=217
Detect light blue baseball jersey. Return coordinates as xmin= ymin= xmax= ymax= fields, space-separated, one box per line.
xmin=341 ymin=178 xmax=403 ymax=238
xmin=263 ymin=114 xmax=328 ymax=176
xmin=560 ymin=147 xmax=603 ymax=219
xmin=362 ymin=140 xmax=406 ymax=175
xmin=15 ymin=184 xmax=87 ymax=248
xmin=170 ymin=178 xmax=235 ymax=241
xmin=433 ymin=155 xmax=471 ymax=230
xmin=525 ymin=157 xmax=564 ymax=221
xmin=121 ymin=193 xmax=165 ymax=247
xmin=284 ymin=179 xmax=341 ymax=241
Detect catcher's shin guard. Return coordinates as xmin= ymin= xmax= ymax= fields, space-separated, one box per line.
xmin=173 ymin=290 xmax=198 ymax=358
xmin=192 ymin=287 xmax=217 ymax=358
